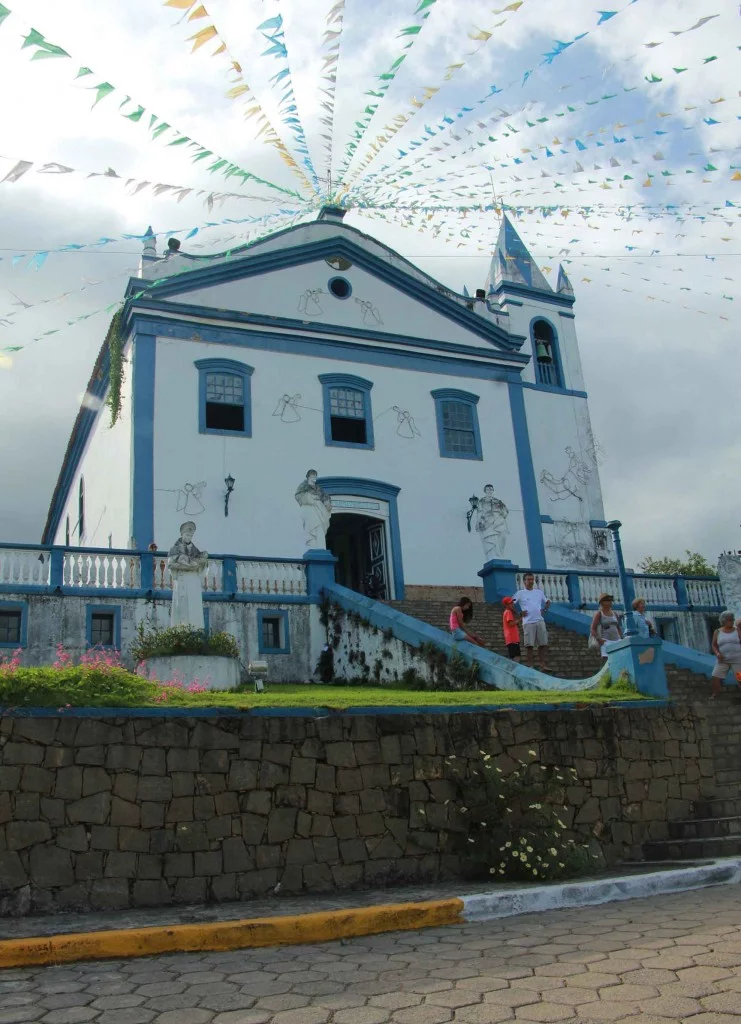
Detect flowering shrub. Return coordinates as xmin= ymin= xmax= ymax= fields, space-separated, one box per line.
xmin=131 ymin=623 xmax=239 ymax=661
xmin=453 ymin=751 xmax=596 ymax=882
xmin=0 ymin=644 xmax=215 ymax=707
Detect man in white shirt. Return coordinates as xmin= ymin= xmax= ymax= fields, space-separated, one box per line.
xmin=512 ymin=573 xmax=551 ymax=671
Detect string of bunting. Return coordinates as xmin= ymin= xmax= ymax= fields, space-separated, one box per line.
xmin=256 ymin=5 xmax=320 ymax=189
xmin=333 ymin=0 xmax=440 ymax=187
xmin=0 ymin=151 xmax=311 ymax=210
xmin=0 ymin=3 xmax=301 ymax=199
xmin=317 ymin=0 xmax=346 ymax=180
xmin=160 ymin=0 xmax=316 ymax=195
xmin=359 ymin=3 xmax=729 ymax=191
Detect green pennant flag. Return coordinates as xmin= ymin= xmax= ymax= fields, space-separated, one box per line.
xmin=123 ymin=105 xmax=145 ymax=122
xmin=0 ymin=4 xmax=10 ymax=29
xmin=151 ymin=122 xmax=170 ymax=139
xmin=90 ymin=82 xmax=115 ymax=108
xmin=75 ymin=67 xmax=93 ymax=78
xmin=22 ymin=28 xmax=70 ymax=59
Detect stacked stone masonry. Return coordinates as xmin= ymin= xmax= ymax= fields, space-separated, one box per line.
xmin=0 ymin=706 xmax=716 ymax=916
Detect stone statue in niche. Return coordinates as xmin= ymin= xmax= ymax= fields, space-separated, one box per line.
xmin=295 ymin=470 xmax=332 ymax=549
xmin=167 ymin=521 xmax=209 ymax=629
xmin=475 ymin=485 xmax=509 ymax=560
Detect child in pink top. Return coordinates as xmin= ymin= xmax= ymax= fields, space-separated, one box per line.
xmin=502 ymin=596 xmax=522 ymax=662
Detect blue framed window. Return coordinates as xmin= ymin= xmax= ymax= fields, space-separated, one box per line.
xmin=0 ymin=601 xmax=28 ymax=648
xmin=257 ymin=609 xmax=290 ymax=654
xmin=195 ymin=358 xmax=254 ymax=437
xmin=319 ymin=373 xmax=374 ymax=449
xmin=431 ymin=388 xmax=482 ymax=460
xmin=86 ymin=605 xmax=121 ymax=649
xmin=531 ymin=319 xmax=563 ymax=388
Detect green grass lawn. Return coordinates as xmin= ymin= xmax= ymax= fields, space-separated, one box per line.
xmin=158 ymin=683 xmax=649 ymax=709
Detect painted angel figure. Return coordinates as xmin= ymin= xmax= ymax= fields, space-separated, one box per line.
xmin=295 ymin=470 xmax=332 ymax=549
xmin=393 ymin=406 xmax=421 ymax=439
xmin=354 ymin=298 xmax=383 ymax=326
xmin=167 ymin=521 xmax=209 ymax=629
xmin=272 ymin=394 xmax=302 ymax=423
xmin=297 ymin=288 xmax=324 ymax=317
xmin=175 ymin=482 xmax=206 ymax=516
xmin=540 ymin=468 xmax=582 ymax=503
xmin=475 ymin=485 xmax=509 ymax=560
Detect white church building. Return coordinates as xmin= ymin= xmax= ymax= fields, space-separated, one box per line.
xmin=42 ymin=207 xmax=612 ymax=600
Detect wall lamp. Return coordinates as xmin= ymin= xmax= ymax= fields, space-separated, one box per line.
xmin=224 ymin=474 xmax=235 ymax=517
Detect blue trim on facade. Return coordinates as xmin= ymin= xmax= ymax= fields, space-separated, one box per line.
xmin=126 ymin=235 xmax=523 ymax=352
xmin=318 ymin=373 xmax=375 ymax=450
xmin=521 ymin=382 xmax=587 ymax=399
xmin=318 ymin=477 xmax=405 ymax=600
xmin=42 ymin=349 xmax=111 ymax=545
xmin=558 ymin=311 xmax=576 ymax=320
xmin=507 ymin=382 xmax=546 ymax=568
xmin=85 ymin=604 xmax=122 ymax=649
xmin=0 ymin=700 xmax=665 ymax=719
xmin=0 ymin=599 xmax=28 ymax=648
xmin=257 ymin=608 xmax=291 ymax=654
xmin=194 ymin=357 xmax=254 ymax=438
xmin=127 ymin=312 xmax=523 ymax=386
xmin=530 ymin=315 xmax=564 ymax=389
xmin=430 ymin=388 xmax=483 ymax=461
xmin=491 ymin=280 xmax=575 ymax=308
xmin=540 ymin=515 xmax=555 ymax=524
xmin=589 ymin=520 xmax=608 ymax=529
xmin=131 ymin=327 xmax=156 ymax=550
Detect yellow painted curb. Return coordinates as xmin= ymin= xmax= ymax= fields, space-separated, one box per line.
xmin=0 ymin=898 xmax=465 ymax=969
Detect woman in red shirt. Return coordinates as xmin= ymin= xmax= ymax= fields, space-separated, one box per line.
xmin=502 ymin=596 xmax=522 ymax=661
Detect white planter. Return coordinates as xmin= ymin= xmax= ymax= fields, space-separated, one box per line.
xmin=141 ymin=655 xmax=241 ymax=691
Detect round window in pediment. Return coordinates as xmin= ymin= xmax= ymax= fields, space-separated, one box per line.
xmin=326 ymin=255 xmax=352 ymax=272
xmin=328 ymin=276 xmax=352 ymax=299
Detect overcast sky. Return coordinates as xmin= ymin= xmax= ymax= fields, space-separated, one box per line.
xmin=0 ymin=0 xmax=738 ymax=568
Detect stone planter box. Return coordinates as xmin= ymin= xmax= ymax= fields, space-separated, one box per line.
xmin=141 ymin=655 xmax=241 ymax=691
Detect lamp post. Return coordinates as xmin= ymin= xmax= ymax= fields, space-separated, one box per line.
xmin=466 ymin=495 xmax=479 ymax=533
xmin=607 ymin=520 xmax=637 ymax=636
xmin=224 ymin=474 xmax=235 ymax=517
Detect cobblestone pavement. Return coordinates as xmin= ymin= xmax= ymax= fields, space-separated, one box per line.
xmin=3 ymin=886 xmax=741 ymax=1024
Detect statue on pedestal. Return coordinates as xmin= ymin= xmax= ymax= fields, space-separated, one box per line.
xmin=475 ymin=485 xmax=509 ymax=560
xmin=295 ymin=470 xmax=332 ymax=549
xmin=167 ymin=521 xmax=209 ymax=629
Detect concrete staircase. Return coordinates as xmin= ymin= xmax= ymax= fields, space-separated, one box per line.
xmin=390 ymin=597 xmax=741 ymax=864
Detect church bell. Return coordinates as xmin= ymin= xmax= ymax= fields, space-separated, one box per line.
xmin=535 ymin=340 xmax=552 ymax=363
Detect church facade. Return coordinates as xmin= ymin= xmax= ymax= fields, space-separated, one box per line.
xmin=42 ymin=208 xmax=612 ymax=600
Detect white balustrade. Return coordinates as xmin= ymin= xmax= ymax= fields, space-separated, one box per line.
xmin=634 ymin=576 xmax=676 ymax=606
xmin=686 ymin=578 xmax=723 ymax=608
xmin=514 ymin=571 xmax=569 ymax=603
xmin=63 ymin=551 xmax=140 ymax=589
xmin=202 ymin=559 xmax=224 ymax=593
xmin=0 ymin=547 xmax=50 ymax=586
xmin=578 ymin=574 xmax=620 ymax=605
xmin=236 ymin=560 xmax=307 ymax=596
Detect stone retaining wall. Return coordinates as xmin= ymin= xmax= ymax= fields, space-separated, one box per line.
xmin=0 ymin=705 xmax=714 ymax=916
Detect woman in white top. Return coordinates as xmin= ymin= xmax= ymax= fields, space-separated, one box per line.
xmin=710 ymin=610 xmax=741 ymax=697
xmin=590 ymin=593 xmax=623 ymax=658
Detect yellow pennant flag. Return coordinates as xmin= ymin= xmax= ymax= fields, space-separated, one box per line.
xmin=226 ymin=84 xmax=250 ymax=99
xmin=731 ymin=171 xmax=741 ymax=180
xmin=188 ymin=25 xmax=218 ymax=51
xmin=164 ymin=0 xmax=196 ymax=8
xmin=642 ymin=177 xmax=652 ymax=186
xmin=188 ymin=5 xmax=208 ymax=20
xmin=468 ymin=28 xmax=492 ymax=41
xmin=213 ymin=42 xmax=226 ymax=55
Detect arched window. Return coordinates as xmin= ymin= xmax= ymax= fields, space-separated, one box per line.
xmin=195 ymin=358 xmax=254 ymax=437
xmin=430 ymin=388 xmax=483 ymax=460
xmin=78 ymin=478 xmax=85 ymax=542
xmin=532 ymin=319 xmax=563 ymax=387
xmin=319 ymin=374 xmax=374 ymax=449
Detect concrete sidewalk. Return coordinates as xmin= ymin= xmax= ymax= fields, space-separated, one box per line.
xmin=1 ymin=858 xmax=740 ymax=969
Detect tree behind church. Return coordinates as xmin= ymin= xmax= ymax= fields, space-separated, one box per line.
xmin=637 ymin=550 xmax=716 ymax=576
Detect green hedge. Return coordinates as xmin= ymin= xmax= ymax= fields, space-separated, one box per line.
xmin=0 ymin=665 xmax=159 ymax=708
xmin=131 ymin=624 xmax=239 ymax=661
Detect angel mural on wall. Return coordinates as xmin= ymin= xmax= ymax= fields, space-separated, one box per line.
xmin=156 ymin=481 xmax=206 ymax=516
xmin=354 ymin=297 xmax=383 ymax=326
xmin=585 ymin=427 xmax=606 ymax=466
xmin=297 ymin=288 xmax=325 ymax=317
xmin=540 ymin=446 xmax=591 ymax=503
xmin=392 ymin=407 xmax=421 ymax=439
xmin=272 ymin=393 xmax=302 ymax=423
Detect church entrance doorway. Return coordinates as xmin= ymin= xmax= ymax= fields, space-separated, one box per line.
xmin=326 ymin=513 xmax=389 ymax=599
